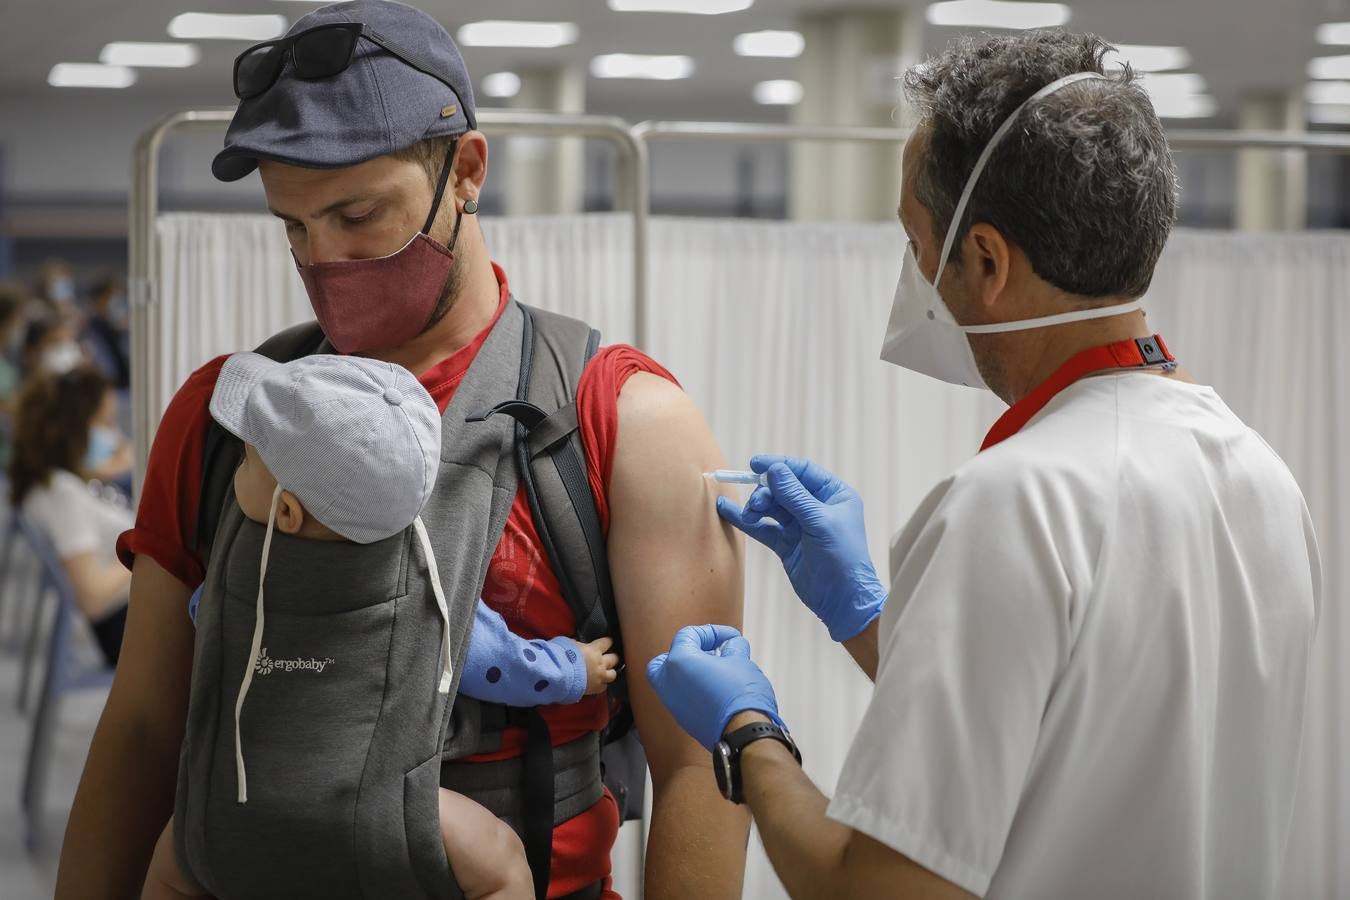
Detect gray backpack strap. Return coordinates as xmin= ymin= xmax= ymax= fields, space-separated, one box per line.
xmin=511 ymin=306 xmax=646 ymax=820
xmin=452 ymin=305 xmax=611 ymax=898
xmin=418 ymin=300 xmax=526 ymax=707
xmin=482 ymin=305 xmax=615 ymax=647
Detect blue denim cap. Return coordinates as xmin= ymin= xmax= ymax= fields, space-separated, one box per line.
xmin=212 ymin=0 xmax=476 ymax=183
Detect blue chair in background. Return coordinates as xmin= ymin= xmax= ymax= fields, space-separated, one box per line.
xmin=16 ymin=513 xmax=115 ymax=851
xmin=0 ymin=510 xmax=25 ymax=653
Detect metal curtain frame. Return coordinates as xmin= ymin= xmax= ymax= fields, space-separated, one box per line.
xmin=128 ymin=109 xmax=648 ymax=469
xmin=630 ymin=120 xmax=1350 ymax=154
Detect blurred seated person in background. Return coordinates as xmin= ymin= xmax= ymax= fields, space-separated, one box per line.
xmin=18 ymin=314 xmax=134 ymax=488
xmin=0 ymin=285 xmax=27 ymax=461
xmin=10 ymin=367 xmax=132 ymax=666
xmin=36 ymin=258 xmax=77 ymax=314
xmin=0 ymin=284 xmax=25 ymax=401
xmin=83 ymin=274 xmax=131 ymax=391
xmin=23 ymin=312 xmax=88 ymax=377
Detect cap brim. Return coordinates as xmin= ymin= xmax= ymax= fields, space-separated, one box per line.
xmin=211 ymin=148 xmax=261 ymax=183
xmin=210 ymin=120 xmax=470 ymax=183
xmin=209 ymin=352 xmax=281 ymax=444
xmin=211 ymin=144 xmax=375 ymax=183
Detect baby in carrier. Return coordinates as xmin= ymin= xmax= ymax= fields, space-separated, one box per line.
xmin=141 ymin=352 xmax=619 ymax=900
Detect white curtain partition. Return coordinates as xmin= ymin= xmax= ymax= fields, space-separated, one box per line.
xmin=152 ymin=213 xmax=1348 ymax=899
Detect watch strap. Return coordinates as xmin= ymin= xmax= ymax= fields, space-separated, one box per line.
xmin=724 ymin=721 xmax=801 ymax=764
xmin=718 ymin=720 xmax=802 ymax=804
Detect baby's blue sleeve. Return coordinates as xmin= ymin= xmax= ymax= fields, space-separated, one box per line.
xmin=457 ymin=601 xmax=588 ymax=706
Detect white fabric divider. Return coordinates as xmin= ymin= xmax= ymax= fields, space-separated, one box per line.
xmin=1144 ymin=231 xmax=1348 ymax=900
xmin=151 ymin=212 xmax=1347 ymax=899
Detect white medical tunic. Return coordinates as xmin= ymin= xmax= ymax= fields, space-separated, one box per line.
xmin=827 ymin=374 xmax=1321 ymax=899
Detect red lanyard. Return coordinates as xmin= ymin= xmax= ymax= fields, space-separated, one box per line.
xmin=980 ymin=334 xmax=1175 ymax=452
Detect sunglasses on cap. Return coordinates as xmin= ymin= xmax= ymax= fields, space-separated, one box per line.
xmin=232 ymin=22 xmax=476 ymax=129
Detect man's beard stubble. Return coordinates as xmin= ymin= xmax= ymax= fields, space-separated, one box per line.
xmin=419 ymin=256 xmax=464 ymax=336
xmin=418 ymin=209 xmax=467 ymax=336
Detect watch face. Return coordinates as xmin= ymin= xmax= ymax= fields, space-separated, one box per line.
xmin=713 ymin=742 xmax=734 ymax=800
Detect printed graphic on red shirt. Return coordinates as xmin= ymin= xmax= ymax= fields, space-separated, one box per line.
xmin=118 ymin=264 xmax=676 ymax=899
xmin=482 ymin=504 xmax=550 ymax=629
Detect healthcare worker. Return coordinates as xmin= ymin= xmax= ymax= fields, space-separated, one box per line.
xmin=648 ymin=30 xmax=1321 ymax=900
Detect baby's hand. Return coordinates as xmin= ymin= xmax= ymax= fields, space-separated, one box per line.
xmin=578 ymin=636 xmax=620 ymax=695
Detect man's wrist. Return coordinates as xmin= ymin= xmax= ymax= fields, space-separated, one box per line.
xmin=715 ymin=713 xmax=801 ymax=804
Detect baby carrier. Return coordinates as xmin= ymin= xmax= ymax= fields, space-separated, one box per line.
xmin=178 ymin=300 xmax=645 ymax=899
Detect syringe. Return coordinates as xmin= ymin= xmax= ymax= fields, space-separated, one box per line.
xmin=705 ymin=469 xmax=768 ymax=487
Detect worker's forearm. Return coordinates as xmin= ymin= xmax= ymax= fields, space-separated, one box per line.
xmin=732 ymin=712 xmax=850 ymax=900
xmin=643 ymin=763 xmax=750 ymax=900
xmin=842 ymin=618 xmax=881 ymax=682
xmin=55 ymin=713 xmax=179 ymax=899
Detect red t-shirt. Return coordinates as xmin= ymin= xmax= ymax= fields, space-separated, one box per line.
xmin=118 ymin=264 xmax=676 ymax=898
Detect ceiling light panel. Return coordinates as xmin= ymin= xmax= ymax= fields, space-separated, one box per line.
xmin=1149 ymin=93 xmax=1217 ymax=119
xmin=1309 ymin=55 xmax=1350 ymax=79
xmin=482 ymin=72 xmax=522 ymax=99
xmin=100 ymin=42 xmax=200 ymax=68
xmin=168 ymin=13 xmax=287 ymax=41
xmin=926 ymin=1 xmax=1070 ymax=29
xmin=49 ymin=63 xmax=137 ymax=88
xmin=1134 ymin=72 xmax=1214 ymax=119
xmin=1139 ymin=72 xmax=1208 ymax=97
xmin=1316 ymin=22 xmax=1350 ymax=45
xmin=1306 ymin=81 xmax=1350 ymax=104
xmin=609 ymin=0 xmax=753 ymax=13
xmin=734 ymin=31 xmax=804 ymax=58
xmin=754 ymin=79 xmax=803 ymax=105
xmin=591 ymin=54 xmax=695 ymax=80
xmin=1308 ymin=103 xmax=1350 ymax=125
xmin=457 ymin=21 xmax=579 ymax=48
xmin=1103 ymin=44 xmax=1190 ymax=73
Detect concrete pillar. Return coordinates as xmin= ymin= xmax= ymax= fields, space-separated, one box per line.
xmin=791 ymin=9 xmax=922 ymax=221
xmin=1236 ymin=90 xmax=1307 ymax=231
xmin=504 ymin=64 xmax=586 ymax=216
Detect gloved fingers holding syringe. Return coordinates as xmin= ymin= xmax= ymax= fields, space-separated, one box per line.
xmin=705 ymin=457 xmax=887 ymax=643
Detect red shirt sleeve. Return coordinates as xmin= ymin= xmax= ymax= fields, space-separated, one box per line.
xmin=116 ymin=355 xmax=229 ymax=589
xmin=574 ymin=345 xmax=680 ymax=532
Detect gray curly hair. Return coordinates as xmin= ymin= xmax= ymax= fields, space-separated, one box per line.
xmin=903 ymin=30 xmax=1179 ymax=300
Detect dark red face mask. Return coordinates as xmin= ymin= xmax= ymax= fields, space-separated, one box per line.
xmin=293 ymin=143 xmax=465 ymax=354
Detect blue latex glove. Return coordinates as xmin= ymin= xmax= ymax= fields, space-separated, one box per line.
xmin=717 ymin=456 xmax=886 ymax=642
xmin=646 ymin=624 xmax=782 ymax=750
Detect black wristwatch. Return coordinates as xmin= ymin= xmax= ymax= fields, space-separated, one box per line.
xmin=713 ymin=720 xmax=802 ymax=804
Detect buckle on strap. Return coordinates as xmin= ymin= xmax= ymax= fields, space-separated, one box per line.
xmin=466 ymin=399 xmax=548 ymax=429
xmin=438 ymin=731 xmax=604 ymax=829
xmin=1135 ymin=335 xmax=1176 ymax=371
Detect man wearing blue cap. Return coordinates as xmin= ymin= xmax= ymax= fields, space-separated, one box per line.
xmin=55 ymin=3 xmax=748 ymax=898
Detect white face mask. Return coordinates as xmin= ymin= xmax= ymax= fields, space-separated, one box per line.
xmin=881 ymin=71 xmax=1145 ymax=390
xmin=41 ymin=341 xmax=83 ymax=375
xmin=47 ymin=276 xmax=75 ymax=304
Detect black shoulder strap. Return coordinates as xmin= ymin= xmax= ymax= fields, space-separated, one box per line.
xmin=469 ymin=310 xmax=621 ymax=652
xmin=511 ymin=306 xmax=617 ymax=650
xmin=194 ymin=321 xmax=328 ymax=562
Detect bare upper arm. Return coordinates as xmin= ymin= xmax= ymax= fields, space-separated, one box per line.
xmin=101 ymin=555 xmax=197 ymax=747
xmin=606 ymin=373 xmax=745 ymax=777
